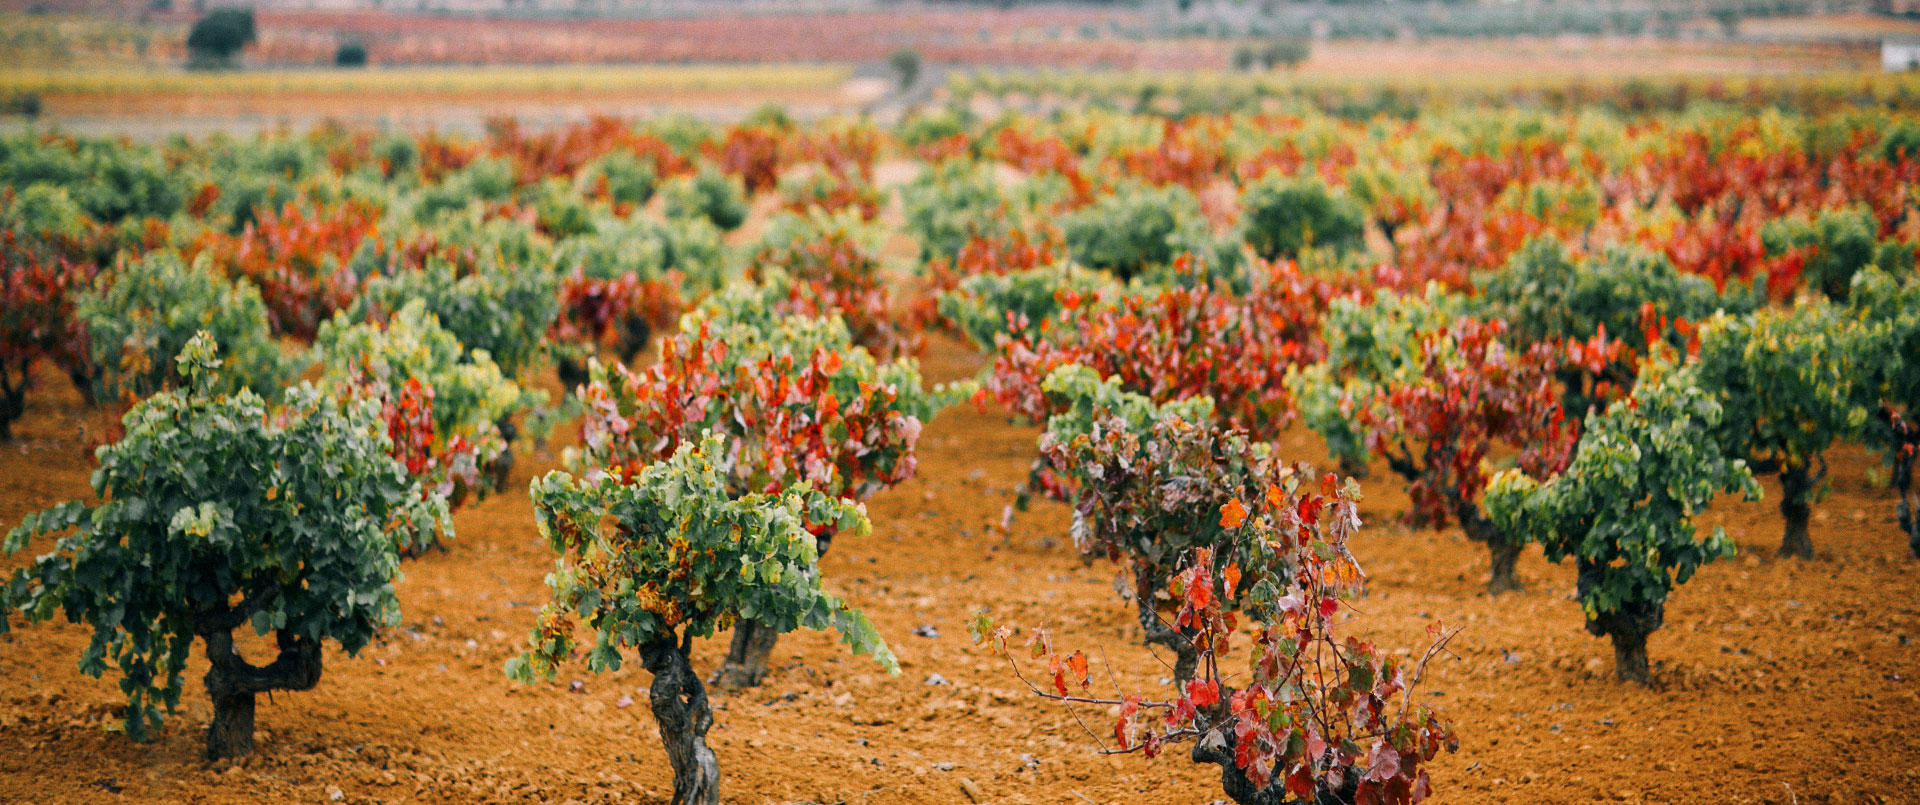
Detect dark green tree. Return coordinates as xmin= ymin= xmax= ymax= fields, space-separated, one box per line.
xmin=185 ymin=8 xmax=255 ymax=69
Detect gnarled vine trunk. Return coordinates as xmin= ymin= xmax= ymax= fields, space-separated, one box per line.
xmin=1456 ymin=500 xmax=1523 ymax=596
xmin=66 ymin=362 xmax=96 ymax=407
xmin=1577 ymin=560 xmax=1663 ymax=685
xmin=1193 ymin=725 xmax=1355 ymax=805
xmin=1777 ymin=459 xmax=1820 ymax=559
xmin=202 ymin=629 xmax=324 ymax=760
xmin=1888 ymin=422 xmax=1917 ymax=559
xmin=711 ymin=619 xmax=779 ymax=690
xmin=640 ymin=638 xmax=720 ymax=805
xmin=489 ymin=418 xmax=519 ymax=494
xmin=556 ymin=357 xmax=590 ymax=394
xmin=712 ymin=528 xmax=836 ymax=690
xmin=617 ymin=316 xmax=653 ymax=365
xmin=0 ymin=359 xmax=26 ymax=442
xmin=1900 ymin=485 xmax=1919 ymax=560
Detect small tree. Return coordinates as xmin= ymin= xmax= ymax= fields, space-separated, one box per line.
xmin=888 ymin=47 xmax=923 ymax=91
xmin=974 ymin=451 xmax=1457 ymax=804
xmin=703 ymin=126 xmax=785 ymax=196
xmin=1487 ymin=358 xmax=1761 ymax=684
xmin=901 ymin=160 xmax=1016 ymax=264
xmin=986 ymin=269 xmax=1327 ymax=440
xmin=1761 ymin=206 xmax=1879 ymax=301
xmin=1034 ymin=364 xmax=1256 ymax=682
xmin=935 ymin=260 xmax=1115 ymax=354
xmin=356 ymin=253 xmax=559 ymax=383
xmin=334 ymin=40 xmax=367 ymax=67
xmin=1230 ymin=44 xmax=1257 ymax=71
xmin=2 ymin=334 xmax=443 ymax=758
xmin=1692 ymin=305 xmax=1869 ymax=558
xmin=1472 ymin=237 xmax=1760 ymax=420
xmin=185 ymin=8 xmax=255 ymax=69
xmin=744 ymin=210 xmax=920 ymax=359
xmin=1260 ymin=37 xmax=1311 ymax=70
xmin=189 ymin=199 xmax=380 ymax=340
xmin=577 ymin=149 xmax=660 ymax=209
xmin=1286 ymin=285 xmax=1466 ymax=479
xmin=507 ymin=433 xmax=896 ymax=805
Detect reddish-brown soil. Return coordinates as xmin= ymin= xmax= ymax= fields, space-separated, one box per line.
xmin=2 ymin=335 xmax=1917 ymax=804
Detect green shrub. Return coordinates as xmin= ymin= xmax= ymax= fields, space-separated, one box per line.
xmin=1487 ymin=359 xmax=1760 ymax=684
xmin=357 ymin=255 xmax=558 ymax=382
xmin=507 ymin=433 xmax=894 ymax=804
xmin=1239 ymin=173 xmax=1365 ymax=261
xmin=2 ymin=333 xmax=443 ymax=758
xmin=1061 ymin=181 xmax=1233 ymax=284
xmin=578 ymin=149 xmax=658 ymax=207
xmin=663 ymin=165 xmax=749 ymax=231
xmin=901 ymin=160 xmax=1009 ymax=262
xmin=1762 ymin=206 xmax=1878 ymax=301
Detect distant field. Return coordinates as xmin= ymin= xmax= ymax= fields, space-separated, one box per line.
xmin=0 ymin=64 xmax=853 ymax=97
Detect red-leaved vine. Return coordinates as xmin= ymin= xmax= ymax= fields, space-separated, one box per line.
xmin=1356 ymin=317 xmax=1575 ymax=594
xmin=974 ymin=471 xmax=1458 ymax=805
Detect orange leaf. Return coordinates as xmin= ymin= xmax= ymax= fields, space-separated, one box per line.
xmin=1065 ymin=650 xmax=1089 ymax=688
xmin=1220 ymin=498 xmax=1248 ymax=529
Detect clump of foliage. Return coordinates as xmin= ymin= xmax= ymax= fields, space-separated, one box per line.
xmin=1286 ymin=285 xmax=1465 ymax=478
xmin=507 ymin=433 xmax=896 ymax=805
xmin=75 ymin=250 xmax=287 ymax=402
xmin=334 ymin=40 xmax=368 ymax=67
xmin=901 ymin=160 xmax=1012 ymax=263
xmin=2 ymin=334 xmax=444 ymax=759
xmin=705 ymin=124 xmax=786 ymax=195
xmin=190 ymin=199 xmax=382 ymax=340
xmin=1761 ymin=206 xmax=1879 ymax=301
xmin=663 ymin=165 xmax=750 ymax=231
xmin=983 ymin=267 xmax=1326 ymax=441
xmin=1060 ymin=181 xmax=1235 ymax=285
xmin=936 ymin=262 xmax=1117 ymax=353
xmin=1239 ymin=173 xmax=1366 ymax=261
xmin=577 ymin=148 xmax=660 ymax=209
xmin=1 ymin=133 xmax=188 ymax=225
xmin=1472 ymin=237 xmax=1760 ymax=417
xmin=356 ymin=254 xmax=559 ymax=383
xmin=778 ymin=169 xmax=883 ymax=221
xmin=889 ymin=47 xmax=923 ymax=91
xmin=1488 ymin=358 xmax=1761 ymax=683
xmin=314 ymin=299 xmax=539 ymax=515
xmin=744 ymin=210 xmax=919 ymax=359
xmin=1032 ymin=364 xmax=1252 ymax=679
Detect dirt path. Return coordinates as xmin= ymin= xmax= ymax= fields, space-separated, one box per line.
xmin=1 ymin=337 xmax=1917 ymax=804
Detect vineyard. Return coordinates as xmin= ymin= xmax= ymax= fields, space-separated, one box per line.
xmin=1 ymin=76 xmax=1919 ymax=804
